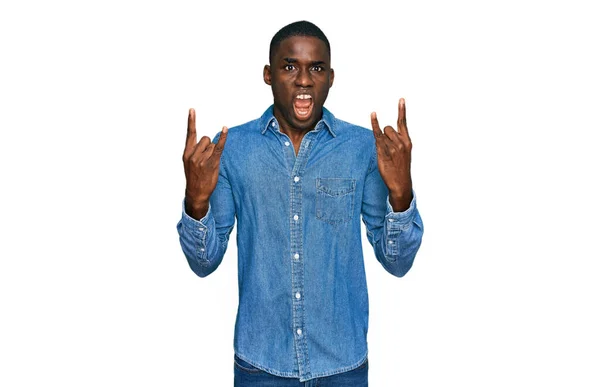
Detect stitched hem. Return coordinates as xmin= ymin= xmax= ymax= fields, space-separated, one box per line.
xmin=233 ymin=351 xmax=368 ymax=382
xmin=301 ymin=352 xmax=368 ymax=382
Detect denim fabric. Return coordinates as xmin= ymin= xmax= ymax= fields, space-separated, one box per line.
xmin=234 ymin=354 xmax=368 ymax=386
xmin=177 ymin=106 xmax=423 ymax=382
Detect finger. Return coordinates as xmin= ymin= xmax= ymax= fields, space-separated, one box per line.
xmin=370 ymin=112 xmax=383 ymax=140
xmin=186 ymin=108 xmax=197 ymax=150
xmin=212 ymin=126 xmax=229 ymax=156
xmin=383 ymin=125 xmax=401 ymax=146
xmin=377 ymin=135 xmax=393 ymax=159
xmin=204 ymin=143 xmax=216 ymax=157
xmin=190 ymin=136 xmax=212 ymax=159
xmin=397 ymin=98 xmax=410 ymax=138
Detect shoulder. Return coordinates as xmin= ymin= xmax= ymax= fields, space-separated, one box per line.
xmin=334 ymin=118 xmax=372 ymax=136
xmin=331 ymin=116 xmax=376 ymax=150
xmin=212 ymin=116 xmax=263 ymax=143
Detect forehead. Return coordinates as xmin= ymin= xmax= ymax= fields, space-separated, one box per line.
xmin=273 ymin=36 xmax=330 ymax=62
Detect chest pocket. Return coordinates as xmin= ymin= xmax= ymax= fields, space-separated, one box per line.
xmin=316 ymin=178 xmax=356 ymax=224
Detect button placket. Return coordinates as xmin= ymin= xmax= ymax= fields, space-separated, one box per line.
xmin=288 ymin=131 xmax=317 ymax=380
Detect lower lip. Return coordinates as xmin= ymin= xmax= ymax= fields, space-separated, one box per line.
xmin=293 ymin=100 xmax=314 ymax=121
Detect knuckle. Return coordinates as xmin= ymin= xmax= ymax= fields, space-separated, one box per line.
xmin=190 ymin=153 xmax=201 ymax=163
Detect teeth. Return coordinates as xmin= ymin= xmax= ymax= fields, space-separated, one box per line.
xmin=296 ymin=94 xmax=312 ymax=99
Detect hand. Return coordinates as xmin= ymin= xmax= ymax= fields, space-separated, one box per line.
xmin=371 ymin=98 xmax=413 ymax=212
xmin=183 ymin=108 xmax=228 ymax=220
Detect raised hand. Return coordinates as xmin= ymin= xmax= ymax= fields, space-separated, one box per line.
xmin=183 ymin=108 xmax=228 ymax=220
xmin=371 ymin=98 xmax=413 ymax=212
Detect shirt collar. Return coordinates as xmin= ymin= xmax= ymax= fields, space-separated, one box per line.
xmin=259 ymin=105 xmax=337 ymax=137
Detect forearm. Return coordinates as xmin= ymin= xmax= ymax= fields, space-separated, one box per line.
xmin=185 ymin=196 xmax=210 ymax=220
xmin=388 ymin=185 xmax=413 ymax=213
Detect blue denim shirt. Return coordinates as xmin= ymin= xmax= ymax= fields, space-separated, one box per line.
xmin=177 ymin=106 xmax=423 ymax=382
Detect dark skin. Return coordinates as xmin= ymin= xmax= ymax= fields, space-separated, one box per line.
xmin=183 ymin=109 xmax=227 ymax=220
xmin=371 ymin=98 xmax=413 ymax=212
xmin=263 ymin=36 xmax=334 ymax=155
xmin=183 ymin=35 xmax=413 ymax=220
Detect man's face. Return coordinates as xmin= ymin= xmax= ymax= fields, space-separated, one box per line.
xmin=264 ymin=36 xmax=334 ymax=133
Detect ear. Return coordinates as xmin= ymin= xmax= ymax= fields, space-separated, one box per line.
xmin=263 ymin=65 xmax=272 ymax=85
xmin=329 ymin=68 xmax=335 ymax=88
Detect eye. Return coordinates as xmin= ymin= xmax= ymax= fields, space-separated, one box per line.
xmin=310 ymin=65 xmax=324 ymax=72
xmin=284 ymin=64 xmax=295 ymax=71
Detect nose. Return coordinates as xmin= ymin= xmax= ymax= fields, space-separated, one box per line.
xmin=295 ymin=68 xmax=314 ymax=87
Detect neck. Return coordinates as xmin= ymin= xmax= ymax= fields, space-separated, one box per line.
xmin=280 ymin=125 xmax=310 ymax=156
xmin=273 ymin=108 xmax=322 ymax=155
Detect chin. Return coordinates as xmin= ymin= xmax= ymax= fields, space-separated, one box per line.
xmin=293 ymin=108 xmax=321 ymax=129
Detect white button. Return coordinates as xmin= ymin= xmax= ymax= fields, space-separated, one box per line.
xmin=293 ymin=214 xmax=299 ymax=221
xmin=295 ymin=292 xmax=301 ymax=299
xmin=294 ymin=253 xmax=300 ymax=259
xmin=199 ymin=227 xmax=205 ymax=231
xmin=284 ymin=141 xmax=290 ymax=146
xmin=294 ymin=176 xmax=300 ymax=182
xmin=297 ymin=329 xmax=302 ymax=336
xmin=388 ymin=219 xmax=394 ymax=222
xmin=200 ymin=248 xmax=205 ymax=252
xmin=388 ymin=240 xmax=394 ymax=244
xmin=271 ymin=122 xmax=275 ymax=127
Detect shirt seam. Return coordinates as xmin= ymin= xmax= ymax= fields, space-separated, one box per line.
xmin=233 ymin=351 xmax=368 ymax=382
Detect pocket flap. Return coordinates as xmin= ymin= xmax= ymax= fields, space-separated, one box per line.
xmin=316 ymin=178 xmax=356 ymax=196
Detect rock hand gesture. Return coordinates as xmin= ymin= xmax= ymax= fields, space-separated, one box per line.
xmin=371 ymin=98 xmax=413 ymax=212
xmin=183 ymin=108 xmax=228 ymax=220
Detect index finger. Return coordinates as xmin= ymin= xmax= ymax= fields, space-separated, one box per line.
xmin=371 ymin=112 xmax=383 ymax=140
xmin=186 ymin=108 xmax=197 ymax=150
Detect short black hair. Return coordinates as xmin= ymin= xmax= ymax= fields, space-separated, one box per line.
xmin=269 ymin=21 xmax=331 ymax=63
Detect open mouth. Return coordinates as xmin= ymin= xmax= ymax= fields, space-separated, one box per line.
xmin=293 ymin=94 xmax=313 ymax=120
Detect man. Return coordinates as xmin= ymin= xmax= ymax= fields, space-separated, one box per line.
xmin=177 ymin=21 xmax=423 ymax=386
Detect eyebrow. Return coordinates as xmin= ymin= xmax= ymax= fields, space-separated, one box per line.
xmin=283 ymin=58 xmax=326 ymax=66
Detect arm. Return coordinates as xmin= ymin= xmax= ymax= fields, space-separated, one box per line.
xmin=177 ymin=159 xmax=235 ymax=277
xmin=177 ymin=108 xmax=234 ymax=277
xmin=364 ymin=98 xmax=424 ymax=277
xmin=362 ymin=154 xmax=423 ymax=277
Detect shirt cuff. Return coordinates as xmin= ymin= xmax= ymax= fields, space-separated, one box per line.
xmin=385 ymin=191 xmax=417 ymax=231
xmin=181 ymin=199 xmax=212 ymax=238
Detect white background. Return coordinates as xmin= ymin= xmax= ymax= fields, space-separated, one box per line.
xmin=1 ymin=0 xmax=599 ymax=386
